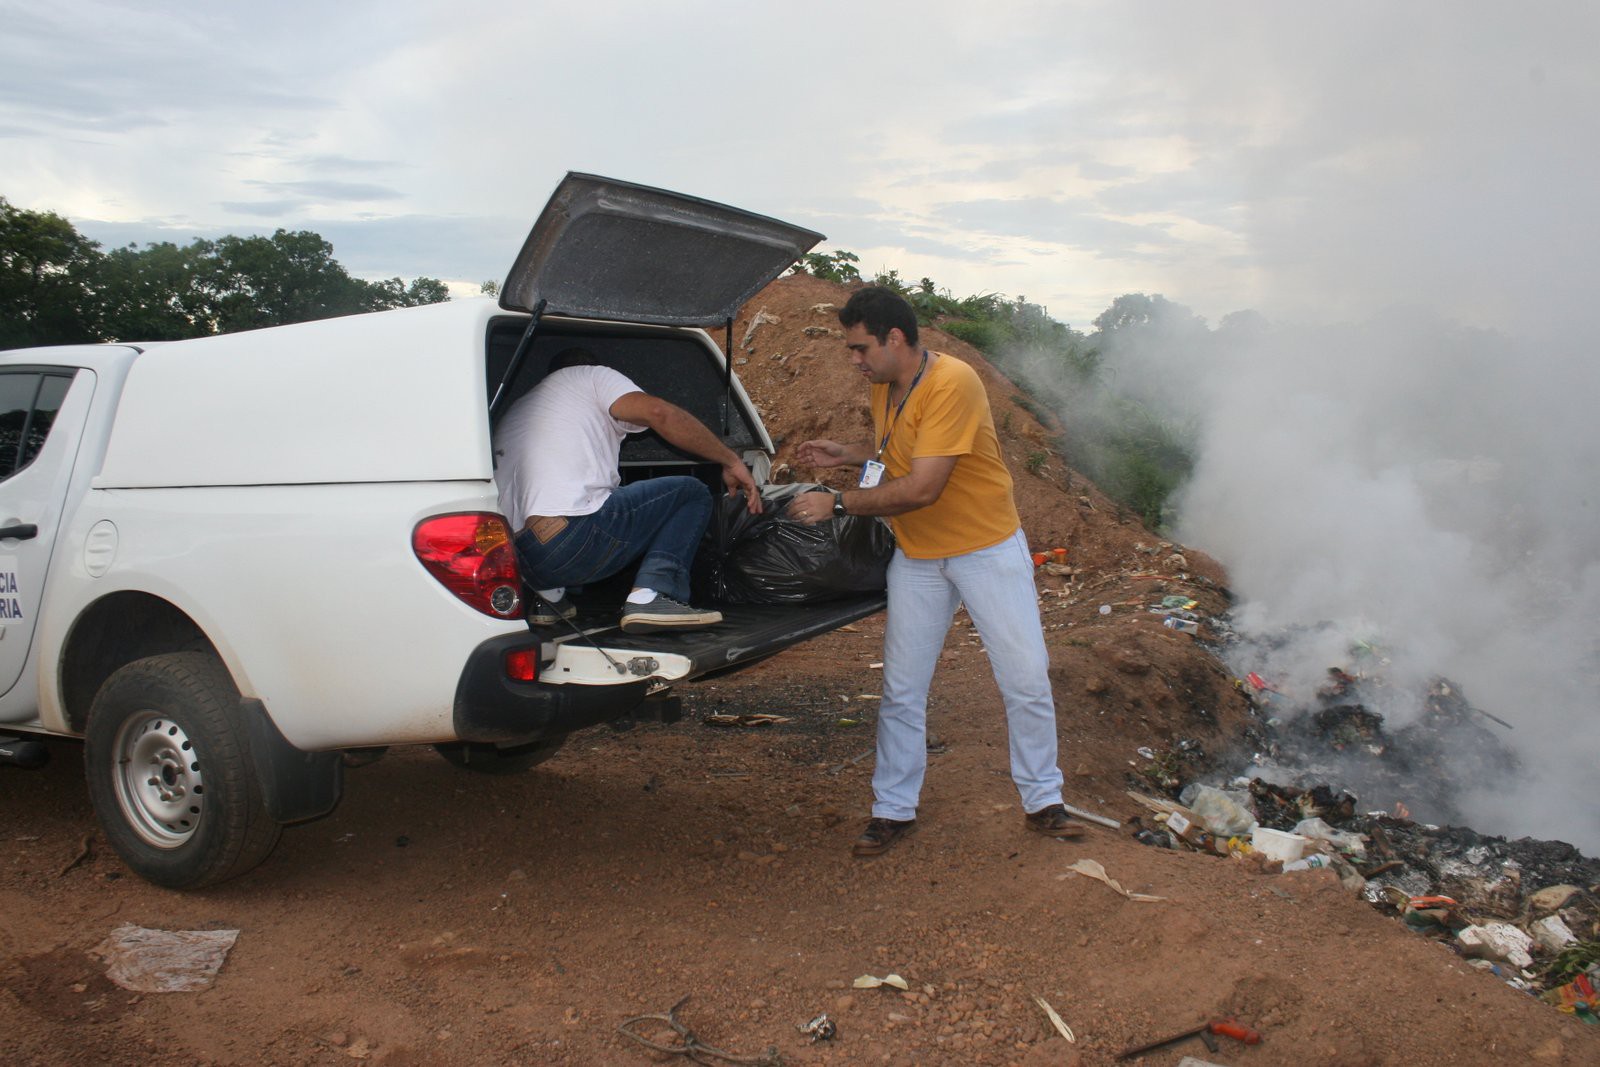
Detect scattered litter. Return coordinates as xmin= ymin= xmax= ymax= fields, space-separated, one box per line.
xmin=1251 ymin=826 xmax=1307 ymax=863
xmin=1116 ymin=1018 xmax=1261 ymax=1060
xmin=1457 ymin=923 xmax=1535 ymax=969
xmin=1541 ymin=969 xmax=1599 ymax=1023
xmin=1291 ymin=816 xmax=1367 ymax=857
xmin=617 ymin=995 xmax=779 ymax=1065
xmin=58 ymin=833 xmax=93 ymax=877
xmin=1530 ymin=884 xmax=1581 ymax=913
xmin=1530 ymin=915 xmax=1577 ymax=952
xmin=90 ymin=924 xmax=240 ymax=992
xmin=1061 ymin=858 xmax=1167 ymax=902
xmin=853 ymin=973 xmax=909 ymax=990
xmin=1063 ymin=803 xmax=1123 ymax=830
xmin=703 ymin=713 xmax=791 ymax=728
xmin=1179 ymin=784 xmax=1257 ymax=836
xmin=825 ymin=748 xmax=875 ymax=774
xmin=1032 ymin=994 xmax=1075 ymax=1042
xmin=1099 ymin=604 xmax=1112 ymax=615
xmin=797 ymin=1013 xmax=837 ymax=1043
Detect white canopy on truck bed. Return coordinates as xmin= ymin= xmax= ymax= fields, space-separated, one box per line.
xmin=95 ymin=299 xmax=501 ymax=489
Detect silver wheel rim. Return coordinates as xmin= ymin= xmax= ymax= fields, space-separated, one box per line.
xmin=112 ymin=710 xmax=204 ymax=849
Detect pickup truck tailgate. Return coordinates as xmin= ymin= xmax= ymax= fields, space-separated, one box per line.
xmin=549 ymin=594 xmax=886 ymax=681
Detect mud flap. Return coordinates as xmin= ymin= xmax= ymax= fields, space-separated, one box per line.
xmin=240 ymin=698 xmax=344 ymax=825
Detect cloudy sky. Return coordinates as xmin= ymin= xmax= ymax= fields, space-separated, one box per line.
xmin=5 ymin=1 xmax=1594 ymax=332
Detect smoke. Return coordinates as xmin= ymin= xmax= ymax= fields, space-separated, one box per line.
xmin=1068 ymin=306 xmax=1600 ymax=854
xmin=966 ymin=3 xmax=1600 ymax=854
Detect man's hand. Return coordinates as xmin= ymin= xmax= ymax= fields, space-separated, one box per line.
xmin=723 ymin=461 xmax=763 ymax=515
xmin=787 ymin=490 xmax=836 ymax=525
xmin=796 ymin=438 xmax=857 ymax=468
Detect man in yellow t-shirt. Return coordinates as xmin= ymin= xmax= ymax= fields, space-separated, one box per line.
xmin=791 ymin=286 xmax=1081 ymax=856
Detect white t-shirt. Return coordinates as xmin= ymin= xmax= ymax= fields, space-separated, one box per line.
xmin=493 ymin=365 xmax=648 ymax=522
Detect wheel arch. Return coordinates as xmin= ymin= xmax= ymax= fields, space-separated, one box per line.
xmin=60 ymin=591 xmax=216 ymax=733
xmin=63 ymin=591 xmax=344 ymax=827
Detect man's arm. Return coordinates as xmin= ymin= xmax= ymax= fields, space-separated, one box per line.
xmin=787 ymin=455 xmax=959 ymax=524
xmin=795 ymin=437 xmax=875 ymax=469
xmin=610 ymin=392 xmax=761 ymax=514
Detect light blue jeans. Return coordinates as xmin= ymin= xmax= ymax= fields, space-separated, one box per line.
xmin=872 ymin=527 xmax=1065 ymax=821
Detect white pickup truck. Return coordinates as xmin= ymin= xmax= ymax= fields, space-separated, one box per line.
xmin=0 ymin=174 xmax=885 ymax=888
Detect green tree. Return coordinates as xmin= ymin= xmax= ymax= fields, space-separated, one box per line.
xmin=95 ymin=241 xmax=213 ymax=341
xmin=0 ymin=196 xmax=102 ymax=347
xmin=191 ymin=229 xmax=447 ymax=333
xmin=5 ymin=197 xmax=449 ymax=344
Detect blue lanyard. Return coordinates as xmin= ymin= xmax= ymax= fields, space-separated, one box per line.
xmin=875 ymin=349 xmax=930 ymax=460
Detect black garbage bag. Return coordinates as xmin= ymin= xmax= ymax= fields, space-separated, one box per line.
xmin=693 ymin=483 xmax=895 ymax=604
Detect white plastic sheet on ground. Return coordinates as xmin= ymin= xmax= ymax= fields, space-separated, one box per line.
xmin=90 ymin=924 xmax=240 ymax=992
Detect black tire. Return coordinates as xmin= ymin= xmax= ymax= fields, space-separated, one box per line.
xmin=432 ymin=737 xmax=566 ymax=775
xmin=84 ymin=652 xmax=282 ymax=888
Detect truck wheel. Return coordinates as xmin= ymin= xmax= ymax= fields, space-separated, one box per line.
xmin=432 ymin=737 xmax=566 ymax=775
xmin=84 ymin=652 xmax=282 ymax=888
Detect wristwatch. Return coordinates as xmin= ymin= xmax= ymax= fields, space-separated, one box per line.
xmin=832 ymin=490 xmax=847 ymax=517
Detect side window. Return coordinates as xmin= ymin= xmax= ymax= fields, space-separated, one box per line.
xmin=0 ymin=371 xmax=75 ymax=481
xmin=21 ymin=375 xmax=71 ymax=469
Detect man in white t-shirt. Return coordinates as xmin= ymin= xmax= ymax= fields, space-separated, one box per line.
xmin=494 ymin=347 xmax=762 ymax=632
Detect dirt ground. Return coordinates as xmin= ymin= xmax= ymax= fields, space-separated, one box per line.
xmin=2 ymin=276 xmax=1596 ymax=1065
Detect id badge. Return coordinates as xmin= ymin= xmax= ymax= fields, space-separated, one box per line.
xmin=859 ymin=460 xmax=886 ymax=488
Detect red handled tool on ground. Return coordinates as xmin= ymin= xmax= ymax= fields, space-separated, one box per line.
xmin=1116 ymin=1017 xmax=1262 ymax=1060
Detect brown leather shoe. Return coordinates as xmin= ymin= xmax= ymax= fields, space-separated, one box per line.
xmin=1025 ymin=804 xmax=1086 ymax=838
xmin=852 ymin=817 xmax=916 ymax=856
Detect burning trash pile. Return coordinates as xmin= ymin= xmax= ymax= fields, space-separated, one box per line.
xmin=1243 ymin=667 xmax=1522 ymax=828
xmin=1126 ymin=713 xmax=1600 ymax=1023
xmin=1121 ymin=654 xmax=1599 ymax=1022
xmin=1126 ymin=775 xmax=1600 ymax=1020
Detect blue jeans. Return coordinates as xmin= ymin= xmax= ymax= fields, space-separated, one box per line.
xmin=511 ymin=476 xmax=712 ymax=604
xmin=872 ymin=527 xmax=1065 ymax=821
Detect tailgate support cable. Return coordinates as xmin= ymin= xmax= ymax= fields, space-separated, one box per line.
xmin=721 ymin=316 xmax=733 ymax=435
xmin=488 ymin=298 xmax=548 ymax=421
xmin=525 ymin=593 xmax=629 ymax=676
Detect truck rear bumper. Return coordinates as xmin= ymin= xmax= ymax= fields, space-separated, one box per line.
xmin=451 ymin=632 xmax=653 ymax=744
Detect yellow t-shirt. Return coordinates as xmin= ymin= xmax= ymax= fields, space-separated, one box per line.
xmin=869 ymin=352 xmax=1020 ymax=559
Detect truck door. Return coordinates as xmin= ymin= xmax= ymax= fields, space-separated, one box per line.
xmin=0 ymin=367 xmax=92 ymax=708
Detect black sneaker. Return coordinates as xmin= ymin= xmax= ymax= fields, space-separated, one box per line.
xmin=619 ymin=595 xmax=723 ymax=633
xmin=1025 ymin=803 xmax=1086 ymax=839
xmin=852 ymin=817 xmax=916 ymax=857
xmin=528 ymin=595 xmax=577 ymax=626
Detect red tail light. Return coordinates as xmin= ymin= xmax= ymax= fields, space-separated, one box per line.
xmin=412 ymin=513 xmax=524 ymax=619
xmin=503 ymin=647 xmax=539 ymax=682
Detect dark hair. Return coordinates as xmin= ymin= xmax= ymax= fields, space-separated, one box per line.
xmin=838 ymin=286 xmax=919 ymax=346
xmin=547 ymin=346 xmax=600 ymax=372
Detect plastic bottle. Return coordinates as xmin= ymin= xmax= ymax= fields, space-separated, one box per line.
xmin=1282 ymin=854 xmax=1331 ymax=872
xmin=1163 ymin=617 xmax=1199 ymax=634
xmin=1163 ymin=810 xmax=1218 ymax=853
